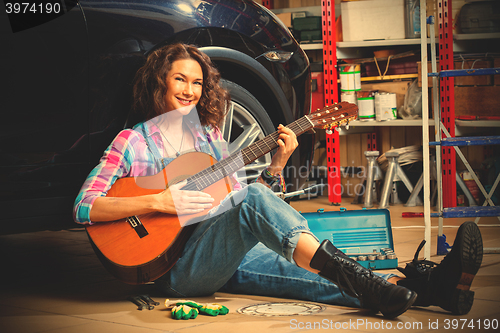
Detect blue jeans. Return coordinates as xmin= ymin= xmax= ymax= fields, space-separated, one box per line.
xmin=155 ymin=183 xmax=392 ymax=307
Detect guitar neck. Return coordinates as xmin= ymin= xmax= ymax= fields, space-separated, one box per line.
xmin=241 ymin=115 xmax=314 ymax=164
xmin=183 ymin=115 xmax=314 ymax=191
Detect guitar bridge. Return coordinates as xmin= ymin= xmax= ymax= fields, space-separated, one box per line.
xmin=127 ymin=216 xmax=149 ymax=238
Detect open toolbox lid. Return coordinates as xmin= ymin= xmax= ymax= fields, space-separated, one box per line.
xmin=302 ymin=208 xmax=395 ymax=255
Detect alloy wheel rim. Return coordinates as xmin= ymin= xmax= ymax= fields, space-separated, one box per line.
xmin=221 ymin=101 xmax=271 ymax=184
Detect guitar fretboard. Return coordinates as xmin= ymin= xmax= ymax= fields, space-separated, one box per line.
xmin=182 ymin=115 xmax=314 ymax=191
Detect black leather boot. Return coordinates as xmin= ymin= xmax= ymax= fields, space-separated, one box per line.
xmin=310 ymin=240 xmax=417 ymax=318
xmin=397 ymin=221 xmax=483 ymax=315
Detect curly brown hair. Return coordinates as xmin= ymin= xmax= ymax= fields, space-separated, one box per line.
xmin=132 ymin=43 xmax=230 ymax=129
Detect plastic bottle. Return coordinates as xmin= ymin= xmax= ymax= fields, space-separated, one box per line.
xmin=405 ymin=0 xmax=421 ymax=38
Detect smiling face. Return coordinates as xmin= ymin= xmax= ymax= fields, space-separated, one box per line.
xmin=164 ymin=59 xmax=204 ymax=114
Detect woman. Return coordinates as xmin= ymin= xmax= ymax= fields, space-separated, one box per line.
xmin=74 ymin=43 xmax=480 ymax=318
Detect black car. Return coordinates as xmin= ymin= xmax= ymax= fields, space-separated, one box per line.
xmin=0 ymin=0 xmax=313 ymax=234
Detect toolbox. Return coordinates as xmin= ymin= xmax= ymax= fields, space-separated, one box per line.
xmin=302 ymin=208 xmax=398 ymax=270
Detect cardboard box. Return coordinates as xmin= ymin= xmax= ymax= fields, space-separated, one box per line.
xmin=259 ymin=0 xmax=321 ymax=8
xmin=455 ymin=86 xmax=500 ymax=117
xmin=417 ymin=61 xmax=437 ymax=88
xmin=274 ymin=0 xmax=289 ymax=8
xmin=363 ymin=57 xmax=420 ymax=77
xmin=454 ymin=60 xmax=494 ymax=86
xmin=301 ymin=0 xmax=321 ymax=6
xmin=276 ymin=12 xmax=292 ymax=28
xmin=341 ymin=0 xmax=405 ymax=41
xmin=267 ymin=0 xmax=289 ymax=8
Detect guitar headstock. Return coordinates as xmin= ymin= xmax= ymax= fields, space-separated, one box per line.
xmin=308 ymin=102 xmax=358 ymax=131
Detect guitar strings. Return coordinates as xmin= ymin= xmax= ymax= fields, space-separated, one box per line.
xmin=180 ymin=105 xmax=356 ymax=191
xmin=181 ymin=116 xmax=313 ymax=191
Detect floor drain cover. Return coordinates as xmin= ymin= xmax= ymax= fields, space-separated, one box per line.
xmin=237 ymin=302 xmax=325 ymax=317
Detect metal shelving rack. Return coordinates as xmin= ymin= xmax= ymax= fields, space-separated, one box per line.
xmin=421 ymin=0 xmax=500 ymax=256
xmin=419 ymin=0 xmax=433 ymax=260
xmin=267 ymin=0 xmax=500 ymax=257
xmin=263 ymin=1 xmax=342 ymax=205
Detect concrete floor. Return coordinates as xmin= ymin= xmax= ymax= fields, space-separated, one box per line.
xmin=1 ymin=196 xmax=499 ymax=333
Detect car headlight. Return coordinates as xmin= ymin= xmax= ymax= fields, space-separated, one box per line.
xmin=260 ymin=50 xmax=293 ymax=63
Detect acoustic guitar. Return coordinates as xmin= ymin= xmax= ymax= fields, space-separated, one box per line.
xmin=86 ymin=102 xmax=358 ymax=284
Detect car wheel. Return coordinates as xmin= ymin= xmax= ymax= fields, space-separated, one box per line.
xmin=220 ymin=79 xmax=276 ymax=184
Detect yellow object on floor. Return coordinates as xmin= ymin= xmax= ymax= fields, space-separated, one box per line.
xmin=167 ymin=299 xmax=229 ymax=319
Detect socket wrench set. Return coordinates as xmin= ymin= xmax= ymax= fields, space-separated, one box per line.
xmin=302 ymin=208 xmax=398 ymax=270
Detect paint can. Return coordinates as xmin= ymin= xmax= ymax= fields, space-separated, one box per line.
xmin=341 ymin=91 xmax=357 ymax=105
xmin=339 ymin=64 xmax=361 ymax=92
xmin=356 ymin=91 xmax=375 ymax=121
xmin=375 ymin=92 xmax=397 ymax=121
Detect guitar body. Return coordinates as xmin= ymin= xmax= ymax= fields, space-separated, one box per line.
xmin=85 ymin=102 xmax=358 ymax=284
xmin=86 ymin=152 xmax=234 ymax=284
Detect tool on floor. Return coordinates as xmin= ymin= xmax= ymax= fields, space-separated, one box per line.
xmin=274 ymin=184 xmax=327 ymax=200
xmin=128 ymin=295 xmax=153 ymax=310
xmin=396 ymin=240 xmax=437 ymax=277
xmin=127 ymin=295 xmax=159 ymax=310
xmin=402 ymin=212 xmax=424 ymax=217
xmin=140 ymin=294 xmax=160 ymax=307
xmin=351 ymin=248 xmax=398 ymax=262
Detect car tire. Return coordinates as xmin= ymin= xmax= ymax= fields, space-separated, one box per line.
xmin=219 ymin=79 xmax=277 ymax=185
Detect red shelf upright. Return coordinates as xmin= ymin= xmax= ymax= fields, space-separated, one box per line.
xmin=367 ymin=133 xmax=377 ymax=151
xmin=322 ymin=0 xmax=341 ymax=204
xmin=262 ymin=0 xmax=273 ymax=9
xmin=438 ymin=0 xmax=456 ymax=208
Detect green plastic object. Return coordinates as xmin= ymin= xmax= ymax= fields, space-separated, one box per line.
xmin=293 ymin=16 xmax=321 ymax=31
xmin=300 ymin=30 xmax=322 ymax=42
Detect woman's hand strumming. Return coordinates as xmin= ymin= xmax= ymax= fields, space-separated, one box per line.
xmin=157 ymin=180 xmax=214 ymax=216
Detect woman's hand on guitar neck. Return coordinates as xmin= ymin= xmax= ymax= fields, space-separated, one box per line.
xmin=156 ymin=180 xmax=214 ymax=216
xmin=267 ymin=124 xmax=298 ymax=175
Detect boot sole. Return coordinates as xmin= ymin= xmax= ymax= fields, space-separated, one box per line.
xmin=446 ymin=222 xmax=483 ymax=315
